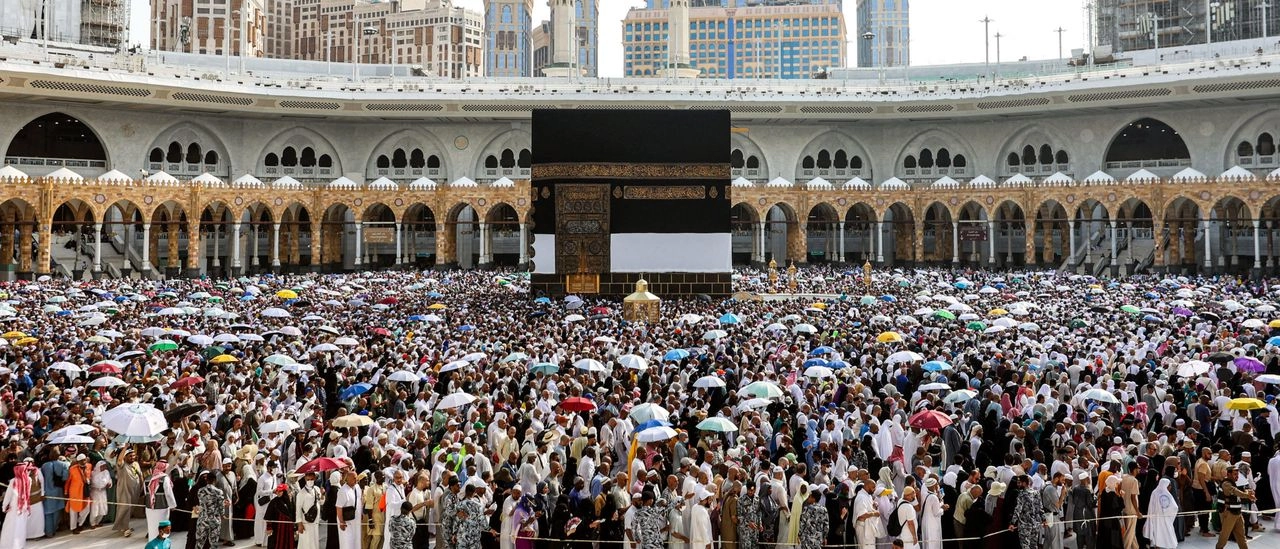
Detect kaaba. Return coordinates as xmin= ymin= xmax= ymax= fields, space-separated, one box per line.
xmin=529 ymin=109 xmax=731 ymax=297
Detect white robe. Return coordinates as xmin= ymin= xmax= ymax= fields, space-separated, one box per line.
xmin=254 ymin=472 xmax=275 ymax=545
xmin=921 ymin=490 xmax=943 ymax=549
xmin=1269 ymin=454 xmax=1280 ymax=530
xmin=852 ymin=491 xmax=882 ymax=549
xmin=687 ymin=503 xmax=712 ymax=549
xmin=335 ymin=485 xmax=362 ymax=549
xmin=294 ymin=485 xmax=323 ymax=549
xmin=0 ymin=487 xmax=30 ymax=549
xmin=1142 ymin=480 xmax=1178 ymax=549
xmin=383 ymin=483 xmax=406 ymax=542
xmin=499 ymin=496 xmax=517 ymax=549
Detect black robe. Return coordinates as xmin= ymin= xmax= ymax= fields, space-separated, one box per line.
xmin=233 ymin=476 xmax=257 ymax=539
xmin=169 ymin=467 xmax=193 ymax=532
xmin=323 ymin=484 xmax=340 ymax=549
xmin=265 ymin=494 xmax=296 ymax=549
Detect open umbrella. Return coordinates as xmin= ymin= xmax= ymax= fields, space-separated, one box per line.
xmin=693 ymin=376 xmax=726 ymax=389
xmin=740 ymin=381 xmax=784 ymax=399
xmin=1233 ymin=356 xmax=1265 ymax=372
xmin=386 ymin=370 xmax=420 ymax=383
xmin=559 ymin=397 xmax=597 ymax=412
xmin=922 ymin=361 xmax=952 ymax=372
xmin=295 ymin=457 xmax=350 ymax=474
xmin=89 ymin=376 xmax=127 ymax=388
xmin=258 ymin=419 xmax=302 ymax=434
xmin=918 ymin=382 xmax=950 ymax=391
xmin=804 ymin=366 xmax=835 ymax=379
xmin=1177 ymin=360 xmax=1212 ymax=377
xmin=876 ymin=331 xmax=903 ymax=343
xmin=163 ymin=402 xmax=204 ymax=423
xmin=1226 ymin=397 xmax=1266 ymax=411
xmin=437 ymin=392 xmax=479 ymax=410
xmin=663 ymin=349 xmax=690 ymax=362
xmin=101 ymin=403 xmax=167 ymax=437
xmin=332 ymin=414 xmax=375 ymax=428
xmin=574 ymin=359 xmax=607 ymax=373
xmin=339 ymin=383 xmax=373 ymax=400
xmin=1080 ymin=388 xmax=1119 ymax=403
xmin=618 ymin=354 xmax=649 ymax=371
xmin=908 ymin=410 xmax=953 ymax=432
xmin=629 ymin=403 xmax=671 ymax=424
xmin=886 ymin=351 xmax=924 ymax=364
xmin=529 ymin=363 xmax=559 ymax=375
xmin=170 ymin=376 xmax=204 ymax=389
xmin=943 ymin=389 xmax=978 ymax=404
xmin=636 ymin=426 xmax=678 ymax=443
xmin=48 ymin=434 xmax=96 ymax=445
xmin=696 ymin=417 xmax=738 ymax=432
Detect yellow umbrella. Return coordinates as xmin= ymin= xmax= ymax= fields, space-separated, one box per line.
xmin=988 ymin=309 xmax=1009 ymax=316
xmin=427 ymin=303 xmax=447 ymax=310
xmin=876 ymin=331 xmax=903 ymax=343
xmin=14 ymin=337 xmax=38 ymax=346
xmin=2 ymin=331 xmax=27 ymax=339
xmin=209 ymin=354 xmax=240 ymax=364
xmin=1088 ymin=283 xmax=1103 ymax=289
xmin=1226 ymin=397 xmax=1266 ymax=411
xmin=809 ymin=302 xmax=827 ymax=310
xmin=276 ymin=289 xmax=299 ymax=299
xmin=1269 ymin=319 xmax=1280 ymax=329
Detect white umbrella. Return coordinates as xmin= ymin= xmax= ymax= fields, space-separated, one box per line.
xmin=264 ymin=354 xmax=297 ymax=366
xmin=334 ymin=337 xmax=360 ymax=347
xmin=279 ymin=326 xmax=304 ymax=337
xmin=88 ymin=376 xmax=127 ymax=388
xmin=804 ymin=366 xmax=835 ymax=379
xmin=629 ymin=403 xmax=671 ymax=424
xmin=886 ymin=351 xmax=924 ymax=364
xmin=1080 ymin=388 xmax=1119 ymax=404
xmin=635 ymin=426 xmax=678 ymax=443
xmin=1255 ymin=374 xmax=1280 ymax=384
xmin=436 ymin=391 xmax=478 ymax=410
xmin=693 ymin=376 xmax=726 ymax=389
xmin=386 ymin=370 xmax=420 ymax=383
xmin=258 ymin=419 xmax=301 ymax=434
xmin=739 ymin=381 xmax=784 ymax=399
xmin=282 ymin=363 xmax=315 ymax=373
xmin=213 ymin=333 xmax=240 ymax=343
xmin=462 ymin=352 xmax=488 ymax=363
xmin=679 ymin=313 xmax=705 ymax=324
xmin=48 ymin=424 xmax=97 ymax=439
xmin=1241 ymin=318 xmax=1266 ymax=329
xmin=261 ymin=307 xmax=291 ymax=318
xmin=592 ymin=336 xmax=617 ymax=344
xmin=983 ymin=326 xmax=1008 ymax=334
xmin=239 ymin=333 xmax=265 ymax=342
xmin=918 ymin=382 xmax=950 ymax=391
xmin=737 ymin=398 xmax=772 ymax=411
xmin=440 ymin=360 xmax=471 ymax=372
xmin=792 ymin=323 xmax=818 ymax=334
xmin=101 ymin=403 xmax=167 ymax=437
xmin=48 ymin=434 xmax=96 ymax=445
xmin=764 ymin=323 xmax=787 ymax=332
xmin=943 ymin=389 xmax=978 ymax=403
xmin=187 ymin=334 xmax=214 ymax=346
xmin=1177 ymin=360 xmax=1212 ymax=377
xmin=49 ymin=361 xmax=82 ymax=373
xmin=574 ymin=359 xmax=607 ymax=373
xmin=77 ymin=316 xmax=107 ymax=327
xmin=702 ymin=329 xmax=728 ymax=341
xmin=140 ymin=327 xmax=169 ymax=338
xmin=565 ymin=314 xmax=586 ymax=322
xmin=617 ymin=354 xmax=649 ymax=371
xmin=309 ymin=343 xmax=340 ymax=353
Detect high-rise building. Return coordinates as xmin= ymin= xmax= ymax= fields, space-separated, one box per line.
xmin=151 ymin=0 xmax=265 ymax=57
xmin=532 ymin=20 xmax=552 ymax=75
xmin=484 ymin=0 xmax=534 ymax=77
xmin=1 ymin=0 xmax=128 ymax=49
xmin=856 ymin=0 xmax=908 ymax=67
xmin=623 ymin=0 xmax=845 ymax=78
xmin=154 ymin=0 xmax=483 ymax=78
xmin=531 ymin=0 xmax=599 ymax=77
xmin=1094 ymin=0 xmax=1280 ymax=53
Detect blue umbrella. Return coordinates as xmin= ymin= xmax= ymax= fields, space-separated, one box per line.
xmin=1269 ymin=336 xmax=1280 ymax=347
xmin=239 ymin=294 xmax=256 ymax=301
xmin=992 ymin=282 xmax=1007 ymax=289
xmin=828 ymin=360 xmax=850 ymax=369
xmin=879 ymin=295 xmax=897 ymax=302
xmin=1144 ymin=292 xmax=1161 ymax=299
xmin=954 ymin=282 xmax=970 ymax=290
xmin=809 ymin=346 xmax=835 ymax=356
xmin=718 ymin=313 xmax=741 ymax=325
xmin=529 ymin=362 xmax=559 ymax=375
xmin=922 ymin=360 xmax=953 ymax=372
xmin=114 ymin=296 xmax=129 ymax=303
xmin=457 ymin=325 xmax=475 ymax=332
xmin=426 ymin=291 xmax=444 ymax=298
xmin=339 ymin=383 xmax=372 ymax=400
xmin=534 ymin=297 xmax=552 ymax=304
xmin=636 ymin=419 xmax=672 ymax=432
xmin=664 ymin=349 xmax=690 ymax=362
xmin=802 ymin=357 xmax=829 ymax=368
xmin=1142 ymin=314 xmax=1162 ymax=323
xmin=408 ymin=314 xmax=428 ymax=321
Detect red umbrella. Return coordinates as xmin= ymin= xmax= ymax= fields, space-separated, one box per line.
xmin=559 ymin=397 xmax=596 ymax=412
xmin=88 ymin=363 xmax=122 ymax=374
xmin=371 ymin=327 xmax=392 ymax=337
xmin=378 ymin=297 xmax=398 ymax=305
xmin=909 ymin=409 xmax=953 ymax=433
xmin=295 ymin=457 xmax=350 ymax=474
xmin=590 ymin=306 xmax=612 ymax=315
xmin=171 ymin=376 xmax=205 ymax=389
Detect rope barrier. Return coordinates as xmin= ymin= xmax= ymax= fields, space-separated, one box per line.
xmin=6 ymin=484 xmax=1277 ymax=545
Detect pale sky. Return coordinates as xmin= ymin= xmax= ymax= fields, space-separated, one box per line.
xmin=128 ymin=0 xmax=1087 ymax=76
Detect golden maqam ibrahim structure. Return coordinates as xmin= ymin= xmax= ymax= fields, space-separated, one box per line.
xmin=622 ymin=279 xmax=661 ymax=323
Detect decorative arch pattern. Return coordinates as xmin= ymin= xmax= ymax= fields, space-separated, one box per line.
xmin=257 ymin=128 xmax=342 ymax=179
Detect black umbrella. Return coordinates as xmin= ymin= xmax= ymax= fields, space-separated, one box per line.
xmin=1198 ymin=312 xmax=1222 ymax=322
xmin=1205 ymin=351 xmax=1234 ymax=364
xmin=164 ymin=402 xmax=204 ymax=423
xmin=1089 ymin=305 xmax=1111 ymax=313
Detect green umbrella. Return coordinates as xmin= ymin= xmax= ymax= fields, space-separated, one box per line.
xmin=1069 ymin=319 xmax=1089 ymax=328
xmin=201 ymin=346 xmax=227 ymax=360
xmin=933 ymin=310 xmax=957 ymax=320
xmin=1120 ymin=304 xmax=1141 ymax=314
xmin=529 ymin=362 xmax=559 ymax=375
xmin=149 ymin=340 xmax=179 ymax=352
xmin=208 ymin=296 xmax=224 ymax=303
xmin=859 ymin=295 xmax=876 ymax=305
xmin=965 ymin=321 xmax=987 ymax=330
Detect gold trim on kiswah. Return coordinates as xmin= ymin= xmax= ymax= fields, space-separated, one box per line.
xmin=533 ymin=163 xmax=729 ymax=180
xmin=621 ymin=185 xmax=706 ymax=200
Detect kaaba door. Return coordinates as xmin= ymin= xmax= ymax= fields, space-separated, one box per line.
xmin=555 ymin=184 xmax=611 ymax=276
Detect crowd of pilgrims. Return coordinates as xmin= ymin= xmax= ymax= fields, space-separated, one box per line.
xmin=0 ymin=265 xmax=1274 ymax=549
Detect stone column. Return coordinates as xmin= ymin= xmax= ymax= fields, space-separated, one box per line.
xmin=1024 ymin=221 xmax=1036 ymax=267
xmin=1203 ymin=218 xmax=1212 ymax=272
xmin=309 ymin=223 xmax=322 ymax=272
xmin=876 ymin=222 xmax=885 ymax=263
xmin=478 ymin=222 xmax=490 ymax=267
xmin=951 ymin=221 xmax=959 ymax=263
xmin=271 ymin=222 xmax=281 ymax=270
xmin=184 ymin=223 xmax=202 ymax=278
xmin=395 ymin=222 xmax=403 ymax=266
xmin=16 ymin=223 xmax=32 ymax=278
xmin=518 ymin=223 xmax=528 ymax=267
xmin=987 ymin=220 xmax=995 ymax=265
xmin=211 ymin=223 xmax=221 ymax=272
xmin=354 ymin=221 xmax=363 ymax=267
xmin=1 ymin=214 xmax=13 ymax=270
xmin=250 ymin=224 xmax=260 ymax=268
xmin=1109 ymin=220 xmax=1119 ymax=276
xmin=755 ymin=221 xmax=766 ymax=263
xmin=1067 ymin=220 xmax=1076 ymax=267
xmin=35 ymin=221 xmax=50 ymax=275
xmin=141 ymin=223 xmax=151 ymax=274
xmin=837 ymin=221 xmax=845 ymax=263
xmin=92 ymin=222 xmax=103 ymax=277
xmin=231 ymin=222 xmax=242 ymax=276
xmin=1254 ymin=218 xmax=1262 ymax=276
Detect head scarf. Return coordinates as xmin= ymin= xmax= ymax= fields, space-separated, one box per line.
xmin=11 ymin=463 xmax=33 ymax=513
xmin=148 ymin=460 xmax=169 ymax=507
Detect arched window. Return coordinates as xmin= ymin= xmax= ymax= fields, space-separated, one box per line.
xmin=936 ymin=148 xmax=951 ymax=168
xmin=816 ymin=150 xmax=831 ymax=169
xmin=918 ymin=149 xmax=934 ymax=168
xmin=1239 ymin=141 xmax=1255 ymax=157
xmin=833 ymin=150 xmax=848 ymax=169
xmin=427 ymin=155 xmax=441 ymax=169
xmin=392 ymin=148 xmax=408 ymax=168
xmin=1039 ymin=144 xmax=1053 ymax=164
xmin=1259 ymin=133 xmax=1275 ymax=156
xmin=6 ymin=112 xmax=106 ymax=162
xmin=167 ymin=142 xmax=183 ymax=163
xmin=803 ymin=156 xmax=815 ymax=169
xmin=1021 ymin=145 xmax=1036 ymax=165
xmin=747 ymin=155 xmax=760 ymax=169
xmin=500 ymin=149 xmax=516 ymax=168
xmin=186 ymin=143 xmax=202 ymax=164
xmin=850 ymin=156 xmax=862 ymax=169
xmin=377 ymin=155 xmax=391 ymax=169
xmin=485 ymin=155 xmax=499 ymax=169
xmin=1055 ymin=150 xmax=1068 ymax=164
xmin=281 ymin=147 xmax=298 ymax=167
xmin=300 ymin=147 xmax=317 ymax=167
xmin=1104 ymin=118 xmax=1190 ymax=163
xmin=1007 ymin=152 xmax=1020 ymax=166
xmin=318 ymin=154 xmax=333 ymax=168
xmin=265 ymin=153 xmax=279 ymax=167
xmin=953 ymin=154 xmax=967 ymax=168
xmin=410 ymin=149 xmax=425 ymax=169
xmin=730 ymin=149 xmax=745 ymax=169
xmin=149 ymin=148 xmax=164 ymax=163
xmin=518 ymin=149 xmax=531 ymax=168
xmin=903 ymin=155 xmax=917 ymax=169
xmin=204 ymin=151 xmax=219 ymax=165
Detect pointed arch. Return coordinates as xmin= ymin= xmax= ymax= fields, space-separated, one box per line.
xmin=472 ymin=128 xmax=532 ymax=180
xmin=146 ymin=121 xmax=232 ymax=177
xmin=365 ymin=129 xmax=452 ymax=180
xmin=257 ymin=126 xmax=344 ymax=178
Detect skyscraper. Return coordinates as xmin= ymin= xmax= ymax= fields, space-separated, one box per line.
xmin=856 ymin=0 xmax=909 ymax=67
xmin=484 ymin=0 xmax=534 ymax=77
xmin=622 ymin=0 xmax=845 ymax=78
xmin=1093 ymin=0 xmax=1280 ymax=54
